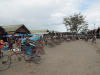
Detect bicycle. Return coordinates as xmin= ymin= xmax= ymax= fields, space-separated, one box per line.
xmin=54 ymin=40 xmax=61 ymax=45
xmin=0 ymin=44 xmax=43 ymax=71
xmin=92 ymin=38 xmax=96 ymax=44
xmin=72 ymin=38 xmax=75 ymax=41
xmin=47 ymin=40 xmax=55 ymax=47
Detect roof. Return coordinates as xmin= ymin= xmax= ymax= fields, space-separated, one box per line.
xmin=49 ymin=30 xmax=59 ymax=33
xmin=0 ymin=26 xmax=7 ymax=35
xmin=2 ymin=24 xmax=23 ymax=32
xmin=33 ymin=32 xmax=49 ymax=34
xmin=30 ymin=29 xmax=49 ymax=34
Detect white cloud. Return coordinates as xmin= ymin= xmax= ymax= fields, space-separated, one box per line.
xmin=82 ymin=1 xmax=100 ymax=30
xmin=0 ymin=0 xmax=100 ymax=32
xmin=51 ymin=12 xmax=66 ymax=16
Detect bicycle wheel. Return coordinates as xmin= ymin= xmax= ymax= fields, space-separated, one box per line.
xmin=0 ymin=54 xmax=11 ymax=71
xmin=24 ymin=54 xmax=32 ymax=61
xmin=52 ymin=43 xmax=55 ymax=47
xmin=47 ymin=43 xmax=52 ymax=47
xmin=34 ymin=51 xmax=43 ymax=64
xmin=59 ymin=42 xmax=61 ymax=45
xmin=55 ymin=42 xmax=58 ymax=45
xmin=38 ymin=49 xmax=45 ymax=55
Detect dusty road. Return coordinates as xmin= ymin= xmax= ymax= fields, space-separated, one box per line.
xmin=1 ymin=40 xmax=100 ymax=75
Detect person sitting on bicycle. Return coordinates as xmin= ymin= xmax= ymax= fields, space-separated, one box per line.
xmin=24 ymin=39 xmax=36 ymax=49
xmin=67 ymin=37 xmax=70 ymax=41
xmin=0 ymin=35 xmax=5 ymax=58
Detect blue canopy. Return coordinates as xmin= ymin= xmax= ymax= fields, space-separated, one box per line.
xmin=28 ymin=34 xmax=35 ymax=36
xmin=2 ymin=35 xmax=6 ymax=37
xmin=18 ymin=34 xmax=26 ymax=36
xmin=14 ymin=35 xmax=19 ymax=37
xmin=5 ymin=35 xmax=12 ymax=37
xmin=30 ymin=36 xmax=40 ymax=41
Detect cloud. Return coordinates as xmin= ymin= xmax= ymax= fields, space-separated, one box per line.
xmin=82 ymin=1 xmax=100 ymax=30
xmin=0 ymin=0 xmax=100 ymax=32
xmin=51 ymin=12 xmax=66 ymax=17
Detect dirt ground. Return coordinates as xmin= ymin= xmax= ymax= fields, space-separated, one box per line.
xmin=1 ymin=39 xmax=100 ymax=75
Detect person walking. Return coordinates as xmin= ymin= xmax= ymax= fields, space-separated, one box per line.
xmin=85 ymin=34 xmax=88 ymax=42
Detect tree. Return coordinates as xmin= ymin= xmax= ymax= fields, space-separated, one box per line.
xmin=63 ymin=13 xmax=88 ymax=33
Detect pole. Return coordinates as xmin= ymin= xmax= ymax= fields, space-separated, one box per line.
xmin=94 ymin=24 xmax=95 ymax=35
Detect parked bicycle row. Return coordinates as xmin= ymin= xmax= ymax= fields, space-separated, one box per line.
xmin=0 ymin=34 xmax=81 ymax=71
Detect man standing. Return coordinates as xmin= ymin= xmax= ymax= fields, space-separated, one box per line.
xmin=8 ymin=37 xmax=13 ymax=51
xmin=85 ymin=34 xmax=88 ymax=42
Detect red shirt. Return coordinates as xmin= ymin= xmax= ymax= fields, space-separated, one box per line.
xmin=0 ymin=40 xmax=5 ymax=49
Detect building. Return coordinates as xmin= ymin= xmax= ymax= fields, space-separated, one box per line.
xmin=0 ymin=26 xmax=7 ymax=41
xmin=2 ymin=24 xmax=31 ymax=35
xmin=30 ymin=29 xmax=49 ymax=37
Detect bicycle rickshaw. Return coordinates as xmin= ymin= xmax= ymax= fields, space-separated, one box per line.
xmin=0 ymin=35 xmax=44 ymax=71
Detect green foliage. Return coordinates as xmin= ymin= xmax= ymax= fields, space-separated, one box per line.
xmin=63 ymin=12 xmax=88 ymax=33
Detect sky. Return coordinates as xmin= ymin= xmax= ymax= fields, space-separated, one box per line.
xmin=0 ymin=0 xmax=100 ymax=32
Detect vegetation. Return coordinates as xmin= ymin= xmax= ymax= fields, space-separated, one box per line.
xmin=63 ymin=13 xmax=88 ymax=33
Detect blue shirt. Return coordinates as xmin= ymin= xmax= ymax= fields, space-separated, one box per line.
xmin=21 ymin=38 xmax=26 ymax=44
xmin=95 ymin=36 xmax=96 ymax=39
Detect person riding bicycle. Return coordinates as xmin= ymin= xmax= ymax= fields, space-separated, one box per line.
xmin=0 ymin=35 xmax=5 ymax=58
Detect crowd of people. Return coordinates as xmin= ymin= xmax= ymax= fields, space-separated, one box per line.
xmin=0 ymin=34 xmax=97 ymax=58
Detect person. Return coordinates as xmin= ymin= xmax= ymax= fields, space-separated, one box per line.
xmin=20 ymin=35 xmax=26 ymax=51
xmin=8 ymin=37 xmax=13 ymax=51
xmin=40 ymin=36 xmax=43 ymax=41
xmin=85 ymin=34 xmax=88 ymax=42
xmin=95 ymin=35 xmax=96 ymax=41
xmin=0 ymin=36 xmax=5 ymax=58
xmin=21 ymin=35 xmax=26 ymax=45
xmin=43 ymin=36 xmax=46 ymax=45
xmin=16 ymin=37 xmax=21 ymax=51
xmin=67 ymin=37 xmax=70 ymax=42
xmin=45 ymin=36 xmax=48 ymax=45
xmin=92 ymin=34 xmax=95 ymax=44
